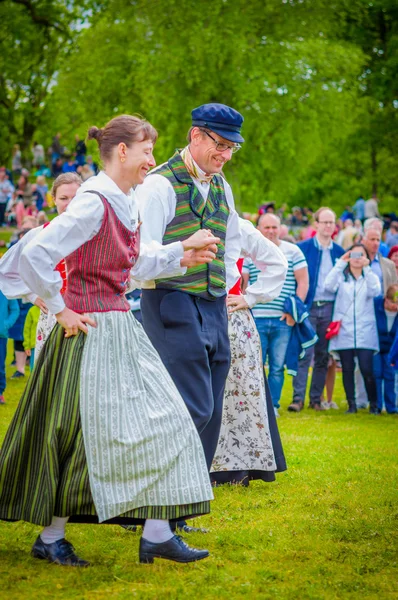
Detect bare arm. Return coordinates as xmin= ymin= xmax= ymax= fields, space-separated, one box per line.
xmin=294 ymin=266 xmax=309 ymax=302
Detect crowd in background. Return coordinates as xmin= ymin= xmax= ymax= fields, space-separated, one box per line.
xmin=1 ymin=139 xmax=398 ymax=414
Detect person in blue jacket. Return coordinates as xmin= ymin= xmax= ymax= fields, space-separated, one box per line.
xmin=374 ymin=284 xmax=398 ymax=413
xmin=8 ymin=299 xmax=32 ymax=378
xmin=0 ymin=290 xmax=20 ymax=404
xmin=288 ymin=207 xmax=344 ymax=412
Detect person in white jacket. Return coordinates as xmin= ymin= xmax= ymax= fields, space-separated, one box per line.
xmin=324 ymin=243 xmax=381 ymax=414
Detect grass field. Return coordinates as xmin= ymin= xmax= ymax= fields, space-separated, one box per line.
xmin=0 ymin=354 xmax=397 ymax=600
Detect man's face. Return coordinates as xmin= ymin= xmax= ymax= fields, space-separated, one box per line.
xmin=363 ymin=229 xmax=381 ymax=255
xmin=257 ymin=214 xmax=280 ymax=244
xmin=315 ymin=210 xmax=335 ymax=238
xmin=190 ymin=127 xmax=237 ymax=175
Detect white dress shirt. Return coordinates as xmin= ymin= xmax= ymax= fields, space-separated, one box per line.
xmin=135 ymin=157 xmax=242 ymax=290
xmin=236 ymin=219 xmax=288 ymax=308
xmin=0 ymin=172 xmax=186 ymax=314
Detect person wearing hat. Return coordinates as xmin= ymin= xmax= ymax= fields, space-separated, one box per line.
xmin=136 ymin=104 xmax=243 ymax=503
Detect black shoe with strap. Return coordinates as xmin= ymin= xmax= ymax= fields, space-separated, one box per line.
xmin=139 ymin=535 xmax=209 ymax=564
xmin=31 ymin=536 xmax=90 ymax=567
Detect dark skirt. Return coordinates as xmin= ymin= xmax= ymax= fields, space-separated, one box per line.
xmin=0 ymin=324 xmax=209 ymax=526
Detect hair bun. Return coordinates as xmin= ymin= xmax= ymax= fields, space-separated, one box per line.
xmin=87 ymin=126 xmax=103 ymax=142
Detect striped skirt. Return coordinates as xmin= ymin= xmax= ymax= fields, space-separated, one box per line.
xmin=0 ymin=311 xmax=212 ymax=526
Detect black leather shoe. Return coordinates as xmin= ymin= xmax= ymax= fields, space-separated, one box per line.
xmin=345 ymin=407 xmax=358 ymax=414
xmin=369 ymin=407 xmax=381 ymax=415
xmin=31 ymin=536 xmax=90 ymax=567
xmin=139 ymin=535 xmax=209 ymax=564
xmin=171 ymin=520 xmax=209 ymax=534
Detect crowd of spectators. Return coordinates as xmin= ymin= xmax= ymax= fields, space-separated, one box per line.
xmin=242 ymin=201 xmax=398 ymax=416
xmin=1 ymin=141 xmax=398 ymax=414
xmin=0 ymin=134 xmax=99 ymax=229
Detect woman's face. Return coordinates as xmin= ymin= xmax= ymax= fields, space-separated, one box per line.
xmin=349 ymin=246 xmax=367 ymax=268
xmin=124 ymin=139 xmax=156 ymax=185
xmin=54 ymin=182 xmax=81 ymax=214
xmin=390 ymin=251 xmax=398 ymax=269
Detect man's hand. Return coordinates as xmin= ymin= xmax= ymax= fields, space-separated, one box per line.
xmin=280 ymin=312 xmax=295 ymax=327
xmin=55 ymin=307 xmax=97 ymax=338
xmin=182 ymin=229 xmax=220 ymax=251
xmin=181 ymin=248 xmax=217 ymax=268
xmin=25 ymin=348 xmax=31 ymax=357
xmin=34 ymin=297 xmax=48 ymax=314
xmin=226 ymin=294 xmax=249 ymax=313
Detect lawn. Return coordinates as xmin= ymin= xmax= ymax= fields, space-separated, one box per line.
xmin=0 ymin=354 xmax=397 ymax=600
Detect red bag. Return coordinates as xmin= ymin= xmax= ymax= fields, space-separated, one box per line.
xmin=325 ymin=320 xmax=341 ymax=340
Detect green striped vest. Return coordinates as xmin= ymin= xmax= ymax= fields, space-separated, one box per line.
xmin=153 ymin=151 xmax=230 ymax=299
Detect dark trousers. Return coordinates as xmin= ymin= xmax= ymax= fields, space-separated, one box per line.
xmin=141 ymin=289 xmax=231 ymax=469
xmin=293 ymin=302 xmax=334 ymax=405
xmin=0 ymin=203 xmax=6 ymax=227
xmin=338 ymin=349 xmax=377 ymax=409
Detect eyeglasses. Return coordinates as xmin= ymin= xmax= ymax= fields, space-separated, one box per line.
xmin=202 ymin=130 xmax=241 ymax=154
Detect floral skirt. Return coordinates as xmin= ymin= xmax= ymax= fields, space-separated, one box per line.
xmin=211 ymin=309 xmax=277 ymax=483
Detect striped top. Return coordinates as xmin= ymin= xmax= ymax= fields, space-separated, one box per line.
xmin=243 ymin=240 xmax=307 ymax=317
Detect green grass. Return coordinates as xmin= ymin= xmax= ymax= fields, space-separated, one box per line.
xmin=1 ymin=353 xmax=397 ymax=599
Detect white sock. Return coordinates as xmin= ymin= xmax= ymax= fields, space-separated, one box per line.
xmin=40 ymin=516 xmax=69 ymax=544
xmin=142 ymin=519 xmax=174 ymax=544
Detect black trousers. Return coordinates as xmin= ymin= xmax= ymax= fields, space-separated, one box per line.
xmin=141 ymin=289 xmax=231 ymax=470
xmin=338 ymin=349 xmax=377 ymax=409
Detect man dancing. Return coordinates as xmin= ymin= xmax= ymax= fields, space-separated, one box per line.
xmin=136 ymin=104 xmax=243 ymax=483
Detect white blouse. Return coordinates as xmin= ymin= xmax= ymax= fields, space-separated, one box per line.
xmin=238 ymin=219 xmax=288 ymax=307
xmin=0 ymin=172 xmax=186 ymax=314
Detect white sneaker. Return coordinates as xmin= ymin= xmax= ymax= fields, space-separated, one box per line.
xmin=328 ymin=401 xmax=340 ymax=410
xmin=274 ymin=407 xmax=280 ymax=418
xmin=321 ymin=401 xmax=331 ymax=410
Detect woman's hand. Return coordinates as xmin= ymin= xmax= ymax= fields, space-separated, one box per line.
xmin=341 ymin=251 xmax=351 ymax=262
xmin=55 ymin=307 xmax=97 ymax=338
xmin=226 ymin=294 xmax=249 ymax=313
xmin=181 ymin=248 xmax=217 ymax=268
xmin=359 ymin=256 xmax=370 ymax=268
xmin=34 ymin=297 xmax=48 ymax=314
xmin=182 ymin=229 xmax=220 ymax=251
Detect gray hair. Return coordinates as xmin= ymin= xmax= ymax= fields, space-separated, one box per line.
xmin=364 ymin=217 xmax=383 ymax=233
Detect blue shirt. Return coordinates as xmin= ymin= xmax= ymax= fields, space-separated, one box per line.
xmin=370 ymin=254 xmax=383 ymax=289
xmin=313 ymin=237 xmax=336 ymax=302
xmin=353 ymin=198 xmax=365 ymax=221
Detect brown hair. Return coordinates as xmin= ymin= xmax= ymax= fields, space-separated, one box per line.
xmin=386 ymin=283 xmax=398 ymax=302
xmin=51 ymin=172 xmax=82 ymax=199
xmin=314 ymin=206 xmax=336 ymax=222
xmin=87 ymin=115 xmax=158 ymax=162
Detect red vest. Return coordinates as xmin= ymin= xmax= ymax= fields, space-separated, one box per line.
xmin=63 ymin=193 xmax=139 ymax=313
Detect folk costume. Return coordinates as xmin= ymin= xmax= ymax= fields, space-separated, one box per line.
xmin=135 ymin=105 xmax=245 ymax=470
xmin=0 ymin=173 xmax=213 ymax=539
xmin=211 ymin=219 xmax=288 ymax=485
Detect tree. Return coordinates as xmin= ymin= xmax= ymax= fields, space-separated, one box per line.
xmin=0 ymin=0 xmax=97 ymax=164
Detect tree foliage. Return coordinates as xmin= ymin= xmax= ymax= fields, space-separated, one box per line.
xmin=2 ymin=0 xmax=397 ymax=212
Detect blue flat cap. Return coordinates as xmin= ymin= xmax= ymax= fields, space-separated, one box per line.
xmin=191 ymin=103 xmax=244 ymax=143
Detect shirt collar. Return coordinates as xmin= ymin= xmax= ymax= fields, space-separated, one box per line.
xmin=314 ymin=235 xmax=333 ymax=250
